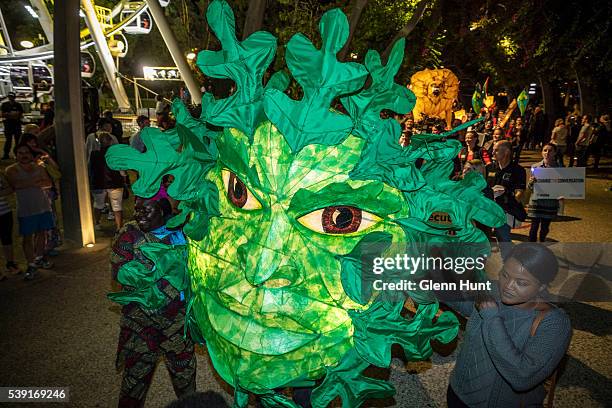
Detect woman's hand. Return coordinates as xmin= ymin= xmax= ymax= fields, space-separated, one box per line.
xmin=476 ymin=292 xmax=497 ymax=310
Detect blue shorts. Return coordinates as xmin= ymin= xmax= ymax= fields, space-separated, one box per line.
xmin=18 ymin=211 xmax=55 ymax=236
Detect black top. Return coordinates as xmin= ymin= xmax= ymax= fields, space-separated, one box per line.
xmin=1 ymin=101 xmax=23 ymax=125
xmin=89 ymin=148 xmax=124 ymax=189
xmin=109 ymin=118 xmax=124 ymax=140
xmin=486 ymin=161 xmax=526 ymax=213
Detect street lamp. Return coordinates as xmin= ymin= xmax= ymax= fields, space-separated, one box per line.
xmin=186 ymin=52 xmax=196 ymax=60
xmin=20 ymin=40 xmax=34 ymax=49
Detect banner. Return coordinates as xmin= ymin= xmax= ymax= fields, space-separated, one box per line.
xmin=532 ymin=167 xmax=585 ymax=199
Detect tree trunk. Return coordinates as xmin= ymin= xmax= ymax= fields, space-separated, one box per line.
xmin=539 ymin=77 xmax=558 ymax=139
xmin=381 ymin=0 xmax=428 ymax=61
xmin=242 ymin=0 xmax=267 ymax=40
xmin=338 ymin=0 xmax=369 ymax=61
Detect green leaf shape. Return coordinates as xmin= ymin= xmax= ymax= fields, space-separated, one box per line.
xmin=196 ymin=0 xmax=277 ymax=139
xmin=311 ymin=348 xmax=395 ymax=408
xmin=341 ymin=38 xmax=416 ymax=138
xmin=349 ymin=119 xmax=426 ymax=192
xmin=336 ymin=231 xmax=393 ymax=305
xmin=166 ymin=180 xmax=221 ymax=241
xmin=349 ymin=300 xmax=459 ymax=368
xmin=172 ymin=98 xmax=219 ymax=146
xmin=263 ymin=8 xmax=368 ymax=153
xmin=107 ymin=243 xmax=188 ymax=309
xmin=106 ymin=124 xmax=216 ymax=201
xmin=264 ymin=70 xmax=290 ymax=93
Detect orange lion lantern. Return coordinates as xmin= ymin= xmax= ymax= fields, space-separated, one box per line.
xmin=409 ymin=68 xmax=459 ymax=129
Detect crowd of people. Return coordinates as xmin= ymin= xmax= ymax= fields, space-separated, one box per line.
xmin=395 ymin=105 xmax=610 ymax=252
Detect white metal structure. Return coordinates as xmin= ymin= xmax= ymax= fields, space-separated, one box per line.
xmin=0 ymin=0 xmax=201 ymax=108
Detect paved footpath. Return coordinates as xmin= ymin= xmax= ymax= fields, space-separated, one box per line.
xmin=0 ymin=152 xmax=611 ymax=407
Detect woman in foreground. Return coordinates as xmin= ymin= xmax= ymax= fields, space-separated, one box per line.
xmin=447 ymin=243 xmax=572 ymax=407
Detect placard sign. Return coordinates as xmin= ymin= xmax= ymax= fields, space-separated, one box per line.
xmin=532 ymin=167 xmax=585 ymax=199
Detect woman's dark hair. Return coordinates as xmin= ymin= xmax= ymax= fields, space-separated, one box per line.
xmin=20 ymin=133 xmax=39 ymax=147
xmin=507 ymin=243 xmax=559 ymax=284
xmin=13 ymin=142 xmax=36 ymax=157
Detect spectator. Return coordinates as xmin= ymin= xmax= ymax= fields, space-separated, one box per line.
xmin=459 ymin=130 xmax=491 ymax=168
xmin=129 ymin=115 xmax=151 ymax=153
xmin=477 ymin=120 xmax=493 ymax=146
xmin=21 ymin=133 xmax=62 ymax=254
xmin=1 ymin=170 xmax=20 ymax=278
xmin=512 ymin=117 xmax=527 ymax=162
xmin=527 ymin=144 xmax=560 ymax=242
xmin=110 ymin=198 xmax=196 ymax=407
xmin=528 ymin=106 xmax=547 ymax=150
xmin=1 ymin=92 xmax=24 ymax=160
xmin=486 ymin=140 xmax=527 ymax=259
xmin=40 ymin=100 xmax=55 ymax=130
xmin=550 ymin=118 xmax=568 ymax=166
xmin=89 ymin=132 xmax=126 ymax=232
xmin=155 ymin=94 xmax=169 ymax=120
xmin=483 ymin=127 xmax=504 ymax=159
xmin=5 ymin=144 xmax=54 ymax=280
xmin=590 ymin=114 xmax=610 ymax=170
xmin=158 ymin=113 xmax=176 ymax=131
xmin=104 ymin=111 xmax=124 ymax=143
xmin=85 ymin=120 xmax=118 ymax=163
xmin=565 ymin=114 xmax=580 ymax=167
xmin=446 ymin=243 xmax=571 ymax=408
xmin=575 ymin=114 xmax=594 ymax=167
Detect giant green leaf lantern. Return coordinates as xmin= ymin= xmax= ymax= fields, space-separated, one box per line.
xmin=106 ymin=1 xmax=505 ymax=407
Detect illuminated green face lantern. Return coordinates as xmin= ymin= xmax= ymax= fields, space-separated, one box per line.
xmin=107 ymin=1 xmax=505 ymax=406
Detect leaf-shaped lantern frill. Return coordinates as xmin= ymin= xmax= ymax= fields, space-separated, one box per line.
xmin=106 ymin=124 xmax=216 ymax=201
xmin=196 ymin=0 xmax=277 ymax=139
xmin=341 ymin=38 xmax=416 ymax=139
xmin=263 ymin=8 xmax=368 ymax=153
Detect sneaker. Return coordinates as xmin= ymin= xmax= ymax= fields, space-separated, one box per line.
xmin=24 ymin=266 xmax=37 ymax=281
xmin=101 ymin=205 xmax=109 ymax=214
xmin=34 ymin=257 xmax=54 ymax=269
xmin=6 ymin=261 xmax=22 ymax=275
xmin=107 ymin=211 xmax=115 ymax=220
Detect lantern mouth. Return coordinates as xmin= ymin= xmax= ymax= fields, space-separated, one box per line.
xmin=204 ymin=290 xmax=321 ymax=355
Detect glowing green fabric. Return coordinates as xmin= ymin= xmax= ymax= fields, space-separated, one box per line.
xmin=108 ymin=243 xmax=189 ymax=309
xmin=106 ymin=1 xmax=506 ymax=406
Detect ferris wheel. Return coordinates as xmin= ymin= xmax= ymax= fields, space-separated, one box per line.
xmin=0 ymin=0 xmax=172 ymax=111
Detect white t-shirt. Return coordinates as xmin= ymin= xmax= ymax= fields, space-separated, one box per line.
xmin=551 ymin=126 xmax=568 ymax=146
xmin=85 ymin=132 xmax=118 ymax=162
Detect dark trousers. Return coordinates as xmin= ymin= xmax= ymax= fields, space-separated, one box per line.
xmin=2 ymin=124 xmax=21 ymax=158
xmin=447 ymin=385 xmax=470 ymax=408
xmin=529 ymin=218 xmax=552 ymax=242
xmin=576 ymin=146 xmax=589 ymax=167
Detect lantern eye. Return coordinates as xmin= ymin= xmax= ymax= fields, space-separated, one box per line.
xmin=222 ymin=170 xmax=262 ymax=210
xmin=297 ymin=206 xmax=381 ymax=235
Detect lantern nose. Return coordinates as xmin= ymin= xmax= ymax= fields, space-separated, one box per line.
xmin=237 ymin=205 xmax=297 ymax=287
